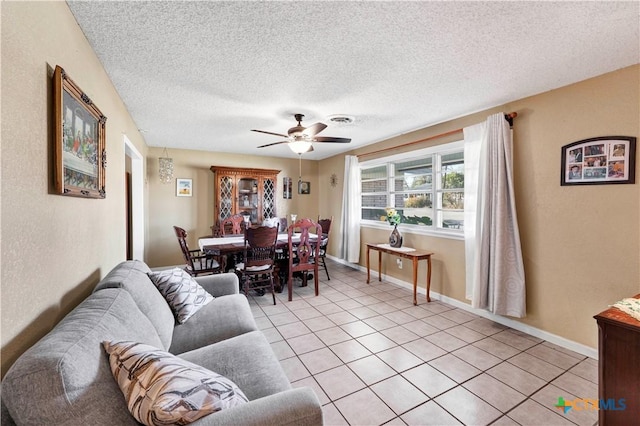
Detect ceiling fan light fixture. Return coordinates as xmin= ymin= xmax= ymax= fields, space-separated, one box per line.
xmin=288 ymin=140 xmax=313 ymax=154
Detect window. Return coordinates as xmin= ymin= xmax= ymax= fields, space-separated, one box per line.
xmin=360 ymin=141 xmax=464 ymax=236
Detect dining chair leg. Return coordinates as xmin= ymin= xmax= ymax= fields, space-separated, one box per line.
xmin=270 ymin=276 xmax=276 ymax=305
xmin=322 ymin=257 xmax=330 ymax=280
xmin=287 ymin=271 xmax=293 ymax=302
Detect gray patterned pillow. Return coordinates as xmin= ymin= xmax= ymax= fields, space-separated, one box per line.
xmin=148 ymin=268 xmax=214 ymax=324
xmin=103 ymin=341 xmax=248 ymax=426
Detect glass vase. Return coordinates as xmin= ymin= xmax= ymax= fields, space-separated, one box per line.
xmin=389 ymin=224 xmax=403 ymax=248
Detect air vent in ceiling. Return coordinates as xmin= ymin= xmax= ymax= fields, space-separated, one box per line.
xmin=328 ymin=114 xmax=355 ymax=125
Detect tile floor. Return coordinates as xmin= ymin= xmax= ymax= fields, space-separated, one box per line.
xmin=247 ymin=259 xmax=599 ymax=426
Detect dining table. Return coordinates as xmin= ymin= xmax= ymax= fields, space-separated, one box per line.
xmin=198 ymin=232 xmax=319 ymax=253
xmin=198 ymin=232 xmax=321 ymax=292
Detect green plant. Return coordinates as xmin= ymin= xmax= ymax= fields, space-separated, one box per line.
xmin=385 ymin=208 xmax=401 ymax=226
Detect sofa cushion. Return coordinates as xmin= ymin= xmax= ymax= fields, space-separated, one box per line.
xmin=179 ymin=331 xmax=291 ymax=401
xmin=148 ymin=268 xmax=214 ymax=324
xmin=2 ymin=289 xmax=161 ymax=425
xmin=104 ymin=341 xmax=247 ymax=426
xmin=169 ymin=294 xmax=258 ymax=355
xmin=94 ymin=260 xmax=175 ymax=349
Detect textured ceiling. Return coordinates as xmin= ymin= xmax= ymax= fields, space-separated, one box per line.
xmin=66 ymin=1 xmax=639 ymax=160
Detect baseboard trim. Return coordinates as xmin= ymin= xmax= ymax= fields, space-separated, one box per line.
xmin=327 ymin=254 xmax=598 ymax=360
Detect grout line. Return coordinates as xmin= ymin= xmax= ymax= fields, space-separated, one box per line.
xmin=252 ymin=260 xmax=599 ymax=425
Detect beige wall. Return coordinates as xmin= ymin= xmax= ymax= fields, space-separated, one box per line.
xmin=2 ymin=1 xmax=637 ymax=379
xmin=146 ymin=148 xmax=319 ymax=268
xmin=322 ymin=65 xmax=640 ymax=349
xmin=1 ymin=2 xmax=148 ymax=376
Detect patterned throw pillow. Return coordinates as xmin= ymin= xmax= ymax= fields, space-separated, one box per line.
xmin=103 ymin=341 xmax=248 ymax=426
xmin=148 ymin=268 xmax=214 ymax=324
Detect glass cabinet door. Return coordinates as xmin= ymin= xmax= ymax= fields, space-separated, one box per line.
xmin=237 ymin=177 xmax=259 ymax=223
xmin=262 ymin=177 xmax=275 ymax=220
xmin=218 ymin=175 xmax=233 ymax=221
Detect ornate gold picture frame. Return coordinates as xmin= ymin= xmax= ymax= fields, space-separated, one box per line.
xmin=54 ymin=65 xmax=107 ymax=198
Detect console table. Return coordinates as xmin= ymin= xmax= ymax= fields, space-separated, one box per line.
xmin=366 ymin=243 xmax=434 ymax=305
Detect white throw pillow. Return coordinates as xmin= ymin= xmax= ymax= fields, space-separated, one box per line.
xmin=103 ymin=340 xmax=248 ymax=426
xmin=148 ymin=268 xmax=214 ymax=324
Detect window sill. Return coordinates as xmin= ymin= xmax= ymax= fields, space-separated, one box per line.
xmin=360 ymin=221 xmax=464 ymax=241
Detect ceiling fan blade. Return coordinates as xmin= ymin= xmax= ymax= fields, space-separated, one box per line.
xmin=313 ymin=136 xmax=352 ymax=143
xmin=257 ymin=140 xmax=289 ymax=148
xmin=302 ymin=122 xmax=327 ymax=138
xmin=251 ymin=129 xmax=289 ymax=138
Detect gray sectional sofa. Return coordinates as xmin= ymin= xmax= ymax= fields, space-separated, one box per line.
xmin=1 ymin=260 xmax=322 ymax=425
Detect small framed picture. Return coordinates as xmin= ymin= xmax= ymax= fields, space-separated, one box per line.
xmin=176 ymin=178 xmax=193 ymax=197
xmin=561 ymin=136 xmax=636 ymax=186
xmin=283 ymin=177 xmax=292 ymax=199
xmin=298 ymin=180 xmax=310 ymax=194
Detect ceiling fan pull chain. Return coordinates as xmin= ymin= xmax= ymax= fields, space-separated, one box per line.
xmin=299 ymin=154 xmax=302 ymax=180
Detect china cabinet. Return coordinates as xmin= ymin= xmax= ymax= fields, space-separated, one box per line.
xmin=210 ymin=166 xmax=279 ymax=234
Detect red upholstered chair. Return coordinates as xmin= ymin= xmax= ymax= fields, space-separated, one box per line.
xmin=287 ymin=218 xmax=322 ymax=302
xmin=235 ymin=225 xmax=279 ymax=305
xmin=173 ymin=226 xmax=223 ymax=276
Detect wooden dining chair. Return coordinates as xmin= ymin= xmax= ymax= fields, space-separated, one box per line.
xmin=316 ymin=216 xmax=333 ymax=280
xmin=173 ymin=226 xmax=223 ymax=276
xmin=220 ymin=214 xmax=245 ymax=236
xmin=287 ymin=218 xmax=322 ymax=302
xmin=235 ymin=225 xmax=279 ymax=305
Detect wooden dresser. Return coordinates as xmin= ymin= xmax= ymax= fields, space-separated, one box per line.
xmin=593 ymin=294 xmax=640 ymax=425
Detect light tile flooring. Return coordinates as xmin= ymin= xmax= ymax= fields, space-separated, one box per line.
xmin=247 ymin=259 xmax=598 ymax=426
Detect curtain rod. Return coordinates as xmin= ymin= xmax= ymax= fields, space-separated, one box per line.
xmin=357 ymin=112 xmax=518 ymax=159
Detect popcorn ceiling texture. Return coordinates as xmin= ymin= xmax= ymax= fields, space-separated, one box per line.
xmin=67 ymin=1 xmax=639 ymax=159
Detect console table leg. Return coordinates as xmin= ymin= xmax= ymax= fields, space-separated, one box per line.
xmin=366 ymin=246 xmax=370 ymax=284
xmin=426 ymin=255 xmax=432 ymax=302
xmin=412 ymin=258 xmax=418 ymax=305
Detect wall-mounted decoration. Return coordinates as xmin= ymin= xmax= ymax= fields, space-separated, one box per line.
xmin=176 ymin=178 xmax=192 ymax=197
xmin=561 ymin=136 xmax=636 ymax=186
xmin=330 ymin=173 xmax=338 ymax=188
xmin=298 ymin=180 xmax=311 ymax=194
xmin=158 ymin=147 xmax=174 ymax=184
xmin=54 ymin=65 xmax=107 ymax=198
xmin=283 ymin=177 xmax=292 ymax=199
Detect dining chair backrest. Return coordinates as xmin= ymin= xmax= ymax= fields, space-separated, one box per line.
xmin=244 ymin=225 xmax=278 ymax=269
xmin=174 ymin=225 xmax=193 ymax=267
xmin=287 ymin=218 xmax=322 ymax=301
xmin=317 ymin=216 xmax=333 ymax=244
xmin=220 ymin=214 xmax=245 ymax=236
xmin=173 ymin=225 xmax=222 ymax=276
xmin=238 ymin=225 xmax=279 ymax=304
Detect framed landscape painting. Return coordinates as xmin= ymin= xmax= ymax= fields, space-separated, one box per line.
xmin=176 ymin=178 xmax=193 ymax=197
xmin=561 ymin=136 xmax=636 ymax=186
xmin=54 ymin=65 xmax=107 ymax=198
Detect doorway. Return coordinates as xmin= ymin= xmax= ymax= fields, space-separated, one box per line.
xmin=124 ymin=135 xmax=144 ymax=261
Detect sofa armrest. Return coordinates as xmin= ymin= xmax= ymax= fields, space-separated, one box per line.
xmin=194 ymin=273 xmax=239 ymax=297
xmin=193 ymin=387 xmax=322 ymax=426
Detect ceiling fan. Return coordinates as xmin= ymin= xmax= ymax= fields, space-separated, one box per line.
xmin=252 ymin=113 xmax=351 ymax=154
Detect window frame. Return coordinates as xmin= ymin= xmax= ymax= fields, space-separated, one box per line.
xmin=359 ymin=140 xmax=465 ymax=240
